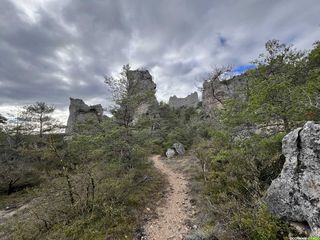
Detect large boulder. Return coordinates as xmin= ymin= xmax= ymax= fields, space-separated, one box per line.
xmin=173 ymin=142 xmax=185 ymax=155
xmin=168 ymin=92 xmax=199 ymax=109
xmin=266 ymin=121 xmax=320 ymax=236
xmin=65 ymin=98 xmax=103 ymax=135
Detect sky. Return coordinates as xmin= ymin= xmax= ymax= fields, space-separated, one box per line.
xmin=0 ymin=0 xmax=320 ymax=123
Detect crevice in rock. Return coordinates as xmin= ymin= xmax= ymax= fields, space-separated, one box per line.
xmin=295 ymin=128 xmax=305 ymax=176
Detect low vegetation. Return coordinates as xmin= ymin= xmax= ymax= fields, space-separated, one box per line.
xmin=0 ymin=75 xmax=166 ymax=239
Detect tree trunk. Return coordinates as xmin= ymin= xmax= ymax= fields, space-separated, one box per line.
xmin=8 ymin=180 xmax=13 ymax=195
xmin=90 ymin=177 xmax=95 ymax=201
xmin=7 ymin=178 xmax=19 ymax=195
xmin=40 ymin=113 xmax=43 ymax=138
xmin=65 ymin=174 xmax=74 ymax=205
xmin=283 ymin=117 xmax=290 ymax=133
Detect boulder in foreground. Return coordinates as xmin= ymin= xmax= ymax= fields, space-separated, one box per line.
xmin=266 ymin=121 xmax=320 ymax=236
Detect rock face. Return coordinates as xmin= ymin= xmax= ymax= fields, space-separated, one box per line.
xmin=266 ymin=121 xmax=320 ymax=236
xmin=202 ymin=75 xmax=245 ymax=114
xmin=168 ymin=92 xmax=199 ymax=109
xmin=173 ymin=142 xmax=185 ymax=155
xmin=127 ymin=70 xmax=158 ymax=122
xmin=127 ymin=70 xmax=156 ymax=94
xmin=166 ymin=148 xmax=176 ymax=158
xmin=65 ymin=98 xmax=103 ymax=135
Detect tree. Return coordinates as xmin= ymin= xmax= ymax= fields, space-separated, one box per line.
xmin=232 ymin=40 xmax=308 ymax=132
xmin=104 ymin=65 xmax=157 ymax=168
xmin=2 ymin=110 xmax=36 ymax=149
xmin=202 ymin=66 xmax=232 ymax=106
xmin=302 ymin=41 xmax=320 ymax=114
xmin=24 ymin=102 xmax=57 ymax=138
xmin=105 ymin=64 xmax=135 ymax=127
xmin=104 ymin=64 xmax=156 ymax=128
xmin=0 ymin=157 xmax=37 ymax=195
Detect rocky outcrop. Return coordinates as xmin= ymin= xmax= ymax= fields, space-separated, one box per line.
xmin=127 ymin=70 xmax=158 ymax=122
xmin=202 ymin=75 xmax=245 ymax=114
xmin=65 ymin=98 xmax=103 ymax=135
xmin=266 ymin=121 xmax=320 ymax=236
xmin=127 ymin=70 xmax=156 ymax=94
xmin=168 ymin=92 xmax=199 ymax=109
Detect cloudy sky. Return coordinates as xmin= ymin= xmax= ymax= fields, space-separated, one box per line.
xmin=1 ymin=0 xmax=320 ymax=122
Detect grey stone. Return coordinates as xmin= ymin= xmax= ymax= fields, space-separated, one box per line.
xmin=166 ymin=148 xmax=175 ymax=158
xmin=127 ymin=70 xmax=156 ymax=93
xmin=173 ymin=142 xmax=185 ymax=155
xmin=266 ymin=121 xmax=320 ymax=236
xmin=168 ymin=92 xmax=199 ymax=109
xmin=202 ymin=75 xmax=245 ymax=115
xmin=127 ymin=69 xmax=159 ymax=122
xmin=65 ymin=98 xmax=103 ymax=135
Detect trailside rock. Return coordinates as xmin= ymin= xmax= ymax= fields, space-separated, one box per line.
xmin=168 ymin=92 xmax=199 ymax=109
xmin=266 ymin=121 xmax=320 ymax=236
xmin=65 ymin=98 xmax=103 ymax=135
xmin=173 ymin=142 xmax=185 ymax=155
xmin=166 ymin=148 xmax=176 ymax=158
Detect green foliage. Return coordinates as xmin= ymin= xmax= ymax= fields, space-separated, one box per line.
xmin=104 ymin=64 xmax=157 ymax=127
xmin=231 ymin=205 xmax=289 ymax=240
xmin=2 ymin=118 xmax=166 ymax=239
xmin=192 ymin=40 xmax=320 ymax=239
xmin=0 ymin=75 xmax=167 ymax=238
xmin=221 ymin=40 xmax=319 ymax=133
xmin=152 ymin=103 xmax=200 ymax=151
xmin=8 ymin=159 xmax=164 ymax=240
xmin=24 ymin=102 xmax=60 ymax=137
xmin=193 ymin=126 xmax=289 ymax=239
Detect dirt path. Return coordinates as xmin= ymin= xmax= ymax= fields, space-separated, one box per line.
xmin=143 ymin=155 xmax=193 ymax=240
xmin=0 ymin=203 xmax=30 ymax=225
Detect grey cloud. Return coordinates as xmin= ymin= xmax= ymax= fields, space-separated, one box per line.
xmin=0 ymin=0 xmax=320 ymax=120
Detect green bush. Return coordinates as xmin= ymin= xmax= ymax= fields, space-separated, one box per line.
xmin=231 ymin=205 xmax=289 ymax=240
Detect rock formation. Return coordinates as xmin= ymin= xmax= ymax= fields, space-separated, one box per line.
xmin=168 ymin=92 xmax=199 ymax=109
xmin=65 ymin=98 xmax=103 ymax=135
xmin=202 ymin=75 xmax=245 ymax=114
xmin=127 ymin=69 xmax=158 ymax=122
xmin=127 ymin=70 xmax=156 ymax=94
xmin=266 ymin=121 xmax=320 ymax=236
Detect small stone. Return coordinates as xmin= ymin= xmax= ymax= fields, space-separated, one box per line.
xmin=166 ymin=148 xmax=176 ymax=158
